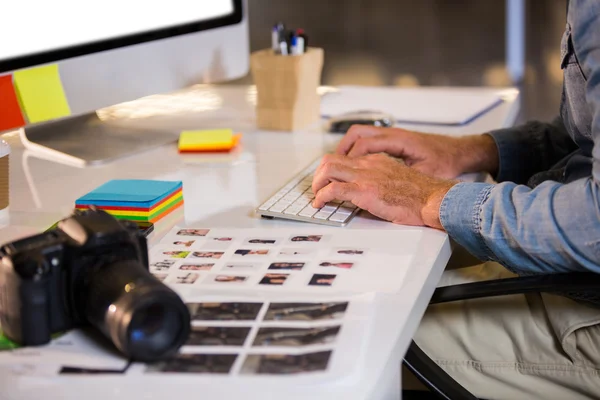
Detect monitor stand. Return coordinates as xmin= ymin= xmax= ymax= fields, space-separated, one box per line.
xmin=20 ymin=113 xmax=178 ymax=167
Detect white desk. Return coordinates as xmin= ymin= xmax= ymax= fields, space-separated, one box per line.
xmin=0 ymin=85 xmax=519 ymax=400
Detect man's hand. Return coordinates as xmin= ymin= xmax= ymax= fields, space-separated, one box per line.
xmin=311 ymin=153 xmax=457 ymax=229
xmin=336 ymin=125 xmax=499 ymax=179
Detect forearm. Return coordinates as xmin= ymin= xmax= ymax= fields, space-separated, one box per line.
xmin=438 ymin=180 xmax=600 ymax=275
xmin=454 ymin=134 xmax=499 ymax=177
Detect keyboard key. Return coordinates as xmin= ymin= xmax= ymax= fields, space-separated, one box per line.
xmin=269 ymin=203 xmax=288 ymax=213
xmin=320 ymin=205 xmax=338 ymax=213
xmin=293 ymin=198 xmax=312 ymax=208
xmin=298 ymin=206 xmax=319 ymax=217
xmin=283 ymin=194 xmax=300 ymax=202
xmin=258 ymin=201 xmax=275 ymax=211
xmin=284 ymin=207 xmax=303 ymax=215
xmin=336 ymin=206 xmax=354 ymax=215
xmin=314 ymin=210 xmax=334 ymax=220
xmin=329 ymin=212 xmax=351 ymax=223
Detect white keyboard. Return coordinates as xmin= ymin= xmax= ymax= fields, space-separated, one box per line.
xmin=255 ymin=158 xmax=360 ymax=227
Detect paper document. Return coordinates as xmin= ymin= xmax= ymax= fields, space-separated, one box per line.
xmin=321 ymin=85 xmax=503 ymax=126
xmin=0 ymin=226 xmax=418 ymax=387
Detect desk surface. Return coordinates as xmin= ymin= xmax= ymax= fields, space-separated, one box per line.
xmin=0 ymin=85 xmax=520 ymax=400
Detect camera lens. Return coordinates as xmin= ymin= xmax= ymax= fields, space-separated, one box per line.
xmin=126 ymin=301 xmax=185 ymax=358
xmin=85 ymin=260 xmax=190 ymax=362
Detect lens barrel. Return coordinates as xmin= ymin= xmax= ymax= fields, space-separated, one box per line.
xmin=85 ymin=260 xmax=190 ymax=362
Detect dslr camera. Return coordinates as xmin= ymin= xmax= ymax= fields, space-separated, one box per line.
xmin=0 ymin=209 xmax=190 ymax=362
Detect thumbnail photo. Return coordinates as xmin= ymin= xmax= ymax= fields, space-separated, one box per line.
xmin=289 ymin=235 xmax=322 ymax=243
xmin=253 ymin=326 xmax=341 ymax=347
xmin=221 ymin=263 xmax=259 ymax=272
xmin=318 ymin=261 xmax=354 ymax=270
xmin=150 ymin=260 xmax=175 ymax=272
xmin=176 ymin=229 xmax=210 ymax=237
xmin=244 ymin=237 xmax=280 ymax=245
xmin=259 ymin=273 xmax=289 ymax=286
xmin=234 ymin=249 xmax=270 ymax=256
xmin=264 ymin=302 xmax=349 ymax=321
xmin=279 ymin=248 xmax=315 ymax=257
xmin=188 ymin=302 xmax=263 ymax=321
xmin=186 ymin=326 xmax=251 ymax=346
xmin=210 ymin=237 xmax=233 ymax=242
xmin=309 ymin=274 xmax=337 ymax=287
xmin=152 ymin=273 xmax=168 ymax=282
xmin=211 ymin=275 xmax=248 ymax=284
xmin=169 ymin=272 xmax=199 ymax=285
xmin=179 ymin=263 xmax=214 ymax=271
xmin=146 ymin=353 xmax=237 ymax=374
xmin=59 ymin=365 xmax=128 ymax=374
xmin=191 ymin=251 xmax=224 ymax=259
xmin=240 ymin=351 xmax=332 ymax=375
xmin=173 ymin=240 xmax=195 ymax=247
xmin=268 ymin=262 xmax=305 ymax=271
xmin=162 ymin=250 xmax=190 ymax=259
xmin=333 ymin=248 xmax=366 ymax=256
xmin=204 ymin=237 xmax=234 ymax=249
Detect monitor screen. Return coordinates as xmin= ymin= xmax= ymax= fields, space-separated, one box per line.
xmin=0 ymin=0 xmax=240 ymax=73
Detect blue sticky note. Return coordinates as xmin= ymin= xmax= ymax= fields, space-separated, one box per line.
xmin=76 ymin=180 xmax=182 ymax=207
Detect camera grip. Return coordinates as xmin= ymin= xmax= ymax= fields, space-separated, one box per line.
xmin=19 ymin=279 xmax=51 ymax=345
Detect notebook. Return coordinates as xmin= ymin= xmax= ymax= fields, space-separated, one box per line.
xmin=320 ymin=85 xmax=503 ymax=126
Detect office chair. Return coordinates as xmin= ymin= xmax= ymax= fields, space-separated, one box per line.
xmin=402 ymin=272 xmax=600 ymax=400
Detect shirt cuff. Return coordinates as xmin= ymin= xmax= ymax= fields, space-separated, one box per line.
xmin=439 ymin=182 xmax=496 ymax=261
xmin=487 ymin=128 xmax=534 ymax=183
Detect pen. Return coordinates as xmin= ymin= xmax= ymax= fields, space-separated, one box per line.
xmin=291 ymin=34 xmax=300 ymax=55
xmin=272 ymin=22 xmax=285 ymax=53
xmin=271 ymin=26 xmax=279 ymax=51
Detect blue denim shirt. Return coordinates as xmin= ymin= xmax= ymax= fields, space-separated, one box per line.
xmin=439 ymin=0 xmax=600 ymax=276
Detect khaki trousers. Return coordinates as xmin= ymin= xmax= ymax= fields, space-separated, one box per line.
xmin=407 ymin=252 xmax=600 ymax=399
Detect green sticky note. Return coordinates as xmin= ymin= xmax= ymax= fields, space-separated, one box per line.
xmin=13 ymin=64 xmax=71 ymax=124
xmin=0 ymin=329 xmax=19 ymax=350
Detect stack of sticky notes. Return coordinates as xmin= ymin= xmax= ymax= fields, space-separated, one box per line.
xmin=178 ymin=128 xmax=241 ymax=153
xmin=75 ymin=180 xmax=183 ymax=223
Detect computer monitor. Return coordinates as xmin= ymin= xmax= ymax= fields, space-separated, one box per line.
xmin=0 ymin=0 xmax=249 ymax=166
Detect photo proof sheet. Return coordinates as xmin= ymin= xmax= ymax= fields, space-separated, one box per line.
xmin=0 ymin=226 xmax=420 ymax=385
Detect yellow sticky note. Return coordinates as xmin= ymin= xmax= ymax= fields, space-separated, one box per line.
xmin=13 ymin=64 xmax=71 ymax=124
xmin=178 ymin=129 xmax=233 ymax=150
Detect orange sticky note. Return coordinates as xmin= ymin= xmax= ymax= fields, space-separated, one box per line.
xmin=0 ymin=75 xmax=25 ymax=131
xmin=13 ymin=64 xmax=71 ymax=123
xmin=178 ymin=133 xmax=241 ymax=153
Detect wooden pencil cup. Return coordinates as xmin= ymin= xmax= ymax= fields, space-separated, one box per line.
xmin=251 ymin=47 xmax=324 ymax=131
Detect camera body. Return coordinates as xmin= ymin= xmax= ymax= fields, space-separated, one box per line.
xmin=0 ymin=209 xmax=189 ymax=361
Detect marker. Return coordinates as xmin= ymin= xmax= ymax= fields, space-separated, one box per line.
xmin=296 ymin=28 xmax=308 ymax=52
xmin=296 ymin=34 xmax=305 ymax=54
xmin=279 ymin=38 xmax=289 ymax=55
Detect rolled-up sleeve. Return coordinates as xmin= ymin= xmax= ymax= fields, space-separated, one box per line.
xmin=440 ymin=180 xmax=600 ymax=275
xmin=487 ymin=117 xmax=577 ymax=184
